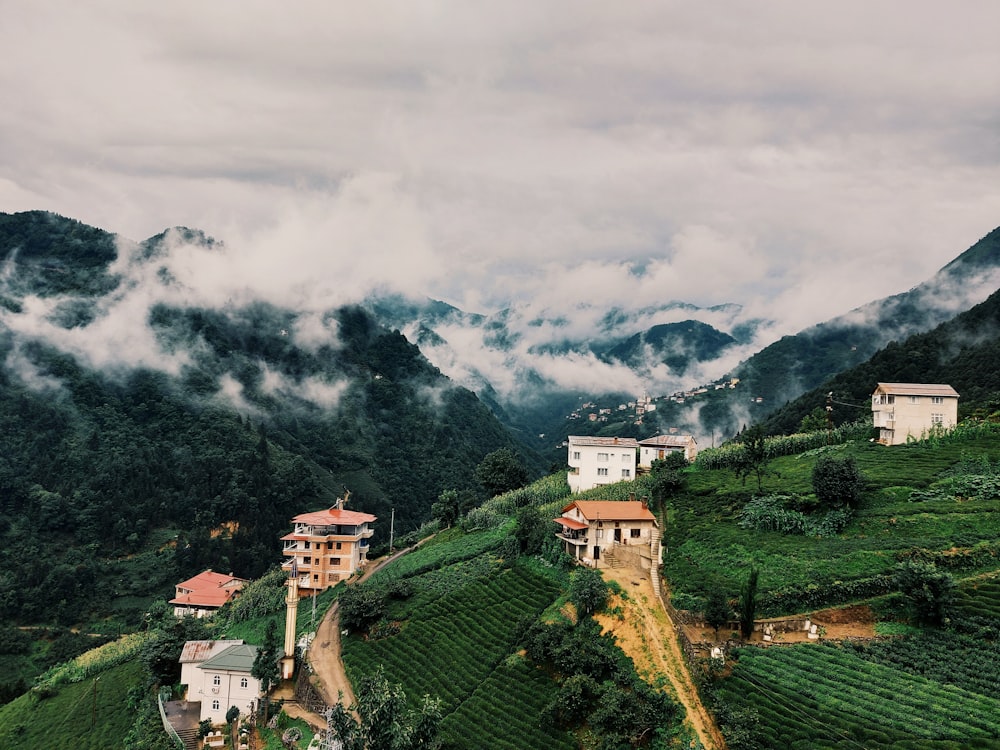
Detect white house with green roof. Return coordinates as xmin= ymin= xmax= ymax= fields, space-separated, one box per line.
xmin=180 ymin=640 xmax=262 ymax=724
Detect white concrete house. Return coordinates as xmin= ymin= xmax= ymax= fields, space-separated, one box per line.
xmin=638 ymin=434 xmax=698 ymax=465
xmin=871 ymin=383 xmax=960 ymax=445
xmin=179 ymin=640 xmax=261 ymax=724
xmin=566 ymin=436 xmax=638 ymax=493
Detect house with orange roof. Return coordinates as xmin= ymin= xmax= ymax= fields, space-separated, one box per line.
xmin=554 ymin=499 xmax=659 ymax=568
xmin=281 ymin=496 xmax=376 ymax=593
xmin=170 ymin=570 xmax=248 ymax=618
xmin=871 ymin=383 xmax=959 ymax=445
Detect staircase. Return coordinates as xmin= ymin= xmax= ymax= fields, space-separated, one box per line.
xmin=649 ymin=529 xmax=662 ymax=598
xmin=176 ymin=726 xmax=200 ymax=750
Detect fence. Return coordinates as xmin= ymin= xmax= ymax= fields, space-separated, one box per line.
xmin=157 ymin=687 xmax=185 ymax=750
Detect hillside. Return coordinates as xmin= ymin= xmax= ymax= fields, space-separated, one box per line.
xmin=762 ymin=282 xmax=1000 ymax=435
xmin=0 ymin=211 xmax=533 ymax=632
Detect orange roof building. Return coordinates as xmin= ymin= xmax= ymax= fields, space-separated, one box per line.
xmin=554 ymin=499 xmax=659 ymax=568
xmin=170 ymin=570 xmax=248 ymax=618
xmin=281 ymin=501 xmax=376 ymax=593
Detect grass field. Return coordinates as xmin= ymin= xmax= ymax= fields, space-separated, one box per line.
xmin=664 ymin=428 xmax=1000 ymax=614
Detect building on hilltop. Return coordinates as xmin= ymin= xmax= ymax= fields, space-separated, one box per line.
xmin=566 ymin=435 xmax=639 ymax=493
xmin=170 ymin=570 xmax=248 ymax=618
xmin=554 ymin=499 xmax=659 ymax=568
xmin=179 ymin=640 xmax=261 ymax=724
xmin=637 ymin=434 xmax=698 ymax=465
xmin=281 ymin=495 xmax=376 ymax=594
xmin=871 ymin=383 xmax=959 ymax=445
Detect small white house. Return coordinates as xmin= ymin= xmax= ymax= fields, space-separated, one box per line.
xmin=554 ymin=499 xmax=659 ymax=567
xmin=566 ymin=436 xmax=639 ymax=493
xmin=179 ymin=640 xmax=261 ymax=725
xmin=871 ymin=383 xmax=959 ymax=445
xmin=637 ymin=434 xmax=698 ymax=465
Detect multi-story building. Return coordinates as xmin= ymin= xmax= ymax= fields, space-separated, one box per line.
xmin=179 ymin=639 xmax=261 ymax=724
xmin=871 ymin=382 xmax=959 ymax=445
xmin=566 ymin=436 xmax=639 ymax=493
xmin=281 ymin=499 xmax=376 ymax=593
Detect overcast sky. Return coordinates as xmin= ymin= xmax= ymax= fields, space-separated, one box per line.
xmin=2 ymin=1 xmax=999 ymax=335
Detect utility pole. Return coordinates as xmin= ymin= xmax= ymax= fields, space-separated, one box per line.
xmin=826 ymin=392 xmax=834 ymax=444
xmin=389 ymin=508 xmax=395 ymax=554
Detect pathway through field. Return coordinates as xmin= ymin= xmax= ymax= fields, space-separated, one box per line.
xmin=596 ymin=567 xmax=725 ymax=750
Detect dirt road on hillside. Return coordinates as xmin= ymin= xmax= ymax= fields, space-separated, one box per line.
xmin=596 ymin=568 xmax=725 ymax=750
xmin=307 ymin=541 xmax=430 ymax=710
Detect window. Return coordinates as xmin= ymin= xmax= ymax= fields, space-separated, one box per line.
xmin=630 ymin=528 xmax=641 ymax=538
xmin=327 ymin=541 xmax=333 ymax=549
xmin=336 ymin=542 xmax=342 ymax=550
xmin=622 ymin=454 xmax=631 ymax=463
xmin=621 ymin=469 xmax=631 ymax=478
xmin=572 ymin=451 xmax=581 ymax=460
xmin=240 ymin=677 xmax=248 ymax=689
xmin=597 ymin=467 xmax=609 ymax=476
xmin=330 ymin=557 xmax=341 ymax=566
xmin=212 ymin=700 xmax=220 ymax=711
xmin=597 ymin=452 xmax=609 ymax=462
xmin=932 ymin=396 xmax=944 ymax=404
xmin=931 ymin=413 xmax=944 ymax=425
xmin=213 ymin=675 xmax=221 ymax=686
xmin=909 ymin=396 xmax=919 ymax=404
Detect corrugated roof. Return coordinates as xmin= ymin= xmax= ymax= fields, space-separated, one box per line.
xmin=567 ymin=436 xmax=640 ymax=448
xmin=198 ymin=643 xmax=259 ymax=673
xmin=874 ymin=383 xmax=959 ymax=397
xmin=179 ymin=640 xmax=244 ymax=664
xmin=292 ymin=507 xmax=377 ymax=526
xmin=638 ymin=435 xmax=696 ymax=447
xmin=560 ymin=500 xmax=657 ymax=523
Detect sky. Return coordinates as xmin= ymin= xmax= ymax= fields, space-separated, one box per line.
xmin=2 ymin=1 xmax=999 ymax=341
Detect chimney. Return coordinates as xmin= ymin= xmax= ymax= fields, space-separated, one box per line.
xmin=629 ymin=492 xmax=636 ymax=502
xmin=640 ymin=496 xmax=648 ymax=508
xmin=613 ymin=437 xmax=618 ymax=444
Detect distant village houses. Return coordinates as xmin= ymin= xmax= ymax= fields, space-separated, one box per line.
xmin=871 ymin=382 xmax=959 ymax=445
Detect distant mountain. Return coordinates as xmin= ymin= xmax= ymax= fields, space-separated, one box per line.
xmin=600 ymin=320 xmax=737 ymax=374
xmin=732 ymin=227 xmax=1000 ymax=411
xmin=0 ymin=211 xmax=530 ymax=626
xmin=762 ymin=283 xmax=1000 ymax=435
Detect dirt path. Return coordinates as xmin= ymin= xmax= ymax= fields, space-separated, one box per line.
xmin=306 ymin=541 xmax=430 ymax=710
xmin=595 ymin=567 xmax=726 ymax=750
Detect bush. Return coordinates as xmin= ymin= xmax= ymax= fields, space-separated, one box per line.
xmin=812 ymin=455 xmax=865 ymax=508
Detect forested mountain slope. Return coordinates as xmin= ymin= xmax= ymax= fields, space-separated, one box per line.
xmin=762 ymin=283 xmax=1000 ymax=434
xmin=0 ymin=211 xmax=529 ymax=628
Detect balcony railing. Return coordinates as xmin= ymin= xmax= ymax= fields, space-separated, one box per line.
xmin=557 ymin=532 xmax=588 ymax=547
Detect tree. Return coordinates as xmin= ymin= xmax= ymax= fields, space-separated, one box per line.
xmin=894 ymin=559 xmax=955 ymax=626
xmin=430 ymin=489 xmax=475 ymax=528
xmin=225 ymin=705 xmax=240 ymax=741
xmin=738 ymin=568 xmax=758 ymax=639
xmin=704 ymin=588 xmax=732 ymax=640
xmin=326 ymin=665 xmax=442 ymax=750
xmin=732 ymin=425 xmax=773 ymax=492
xmin=570 ymin=567 xmax=609 ymax=618
xmin=251 ymin=619 xmax=281 ymax=725
xmin=514 ymin=506 xmax=550 ymax=555
xmin=649 ymin=453 xmax=687 ymax=510
xmin=338 ymin=583 xmax=388 ymax=632
xmin=812 ymin=455 xmax=865 ymax=509
xmin=474 ymin=448 xmax=529 ymax=498
xmin=799 ymin=407 xmax=829 ymax=434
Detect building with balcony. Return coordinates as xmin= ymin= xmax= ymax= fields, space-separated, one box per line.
xmin=281 ymin=500 xmax=376 ymax=593
xmin=170 ymin=570 xmax=248 ymax=618
xmin=554 ymin=499 xmax=658 ymax=568
xmin=871 ymin=383 xmax=959 ymax=445
xmin=566 ymin=436 xmax=639 ymax=493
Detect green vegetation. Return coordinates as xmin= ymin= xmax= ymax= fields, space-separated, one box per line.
xmin=711 ymin=641 xmax=1000 ymax=748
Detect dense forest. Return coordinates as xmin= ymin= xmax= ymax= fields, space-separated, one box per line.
xmin=0 ymin=211 xmax=534 ymax=629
